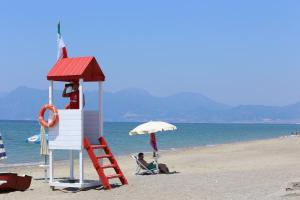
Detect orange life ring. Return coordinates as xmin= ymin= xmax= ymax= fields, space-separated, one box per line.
xmin=38 ymin=104 xmax=59 ymax=128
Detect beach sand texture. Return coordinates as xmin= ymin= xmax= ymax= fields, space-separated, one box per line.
xmin=2 ymin=136 xmax=300 ymax=200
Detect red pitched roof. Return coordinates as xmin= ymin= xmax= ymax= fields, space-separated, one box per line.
xmin=47 ymin=56 xmax=105 ymax=82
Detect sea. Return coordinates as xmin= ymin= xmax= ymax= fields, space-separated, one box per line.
xmin=1 ymin=120 xmax=300 ymax=166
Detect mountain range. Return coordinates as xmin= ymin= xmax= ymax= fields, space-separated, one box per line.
xmin=0 ymin=86 xmax=300 ymax=123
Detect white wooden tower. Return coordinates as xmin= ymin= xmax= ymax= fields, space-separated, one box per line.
xmin=46 ymin=56 xmax=105 ymax=189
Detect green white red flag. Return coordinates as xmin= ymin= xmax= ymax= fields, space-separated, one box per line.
xmin=57 ymin=21 xmax=68 ymax=61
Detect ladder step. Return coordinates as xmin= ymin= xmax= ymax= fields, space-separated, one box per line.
xmin=90 ymin=145 xmax=106 ymax=149
xmin=96 ymin=154 xmax=112 ymax=159
xmin=84 ymin=136 xmax=128 ymax=189
xmin=101 ymin=164 xmax=117 ymax=169
xmin=106 ymin=174 xmax=122 ymax=179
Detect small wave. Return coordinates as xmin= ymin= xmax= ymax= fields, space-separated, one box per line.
xmin=205 ymin=144 xmax=217 ymax=147
xmin=0 ymin=161 xmax=42 ymax=168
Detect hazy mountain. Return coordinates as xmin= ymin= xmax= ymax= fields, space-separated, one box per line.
xmin=0 ymin=86 xmax=300 ymax=123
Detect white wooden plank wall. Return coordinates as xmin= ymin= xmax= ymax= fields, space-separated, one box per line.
xmin=49 ymin=110 xmax=83 ymax=150
xmin=84 ymin=111 xmax=100 ymax=145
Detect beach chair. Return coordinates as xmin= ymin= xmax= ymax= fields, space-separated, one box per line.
xmin=131 ymin=154 xmax=158 ymax=175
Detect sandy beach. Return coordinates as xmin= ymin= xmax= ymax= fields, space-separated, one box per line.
xmin=2 ymin=136 xmax=300 ymax=200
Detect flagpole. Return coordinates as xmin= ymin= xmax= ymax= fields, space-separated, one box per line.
xmin=57 ymin=21 xmax=68 ymax=61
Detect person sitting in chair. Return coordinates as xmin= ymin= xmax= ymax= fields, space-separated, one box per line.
xmin=137 ymin=152 xmax=170 ymax=174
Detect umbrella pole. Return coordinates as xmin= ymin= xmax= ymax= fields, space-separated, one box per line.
xmin=39 ymin=126 xmax=49 ymax=182
xmin=44 ymin=155 xmax=47 ymax=182
xmin=150 ymin=133 xmax=159 ymax=173
xmin=153 ymin=151 xmax=159 ymax=173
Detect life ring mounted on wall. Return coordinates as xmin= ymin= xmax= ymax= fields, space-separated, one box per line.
xmin=38 ymin=104 xmax=59 ymax=128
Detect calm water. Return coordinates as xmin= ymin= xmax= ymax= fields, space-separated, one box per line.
xmin=0 ymin=120 xmax=300 ymax=165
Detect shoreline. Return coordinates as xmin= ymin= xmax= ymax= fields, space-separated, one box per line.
xmin=1 ymin=134 xmax=297 ymax=169
xmin=2 ymin=122 xmax=299 ymax=168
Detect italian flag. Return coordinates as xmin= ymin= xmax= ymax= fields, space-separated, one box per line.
xmin=57 ymin=21 xmax=68 ymax=61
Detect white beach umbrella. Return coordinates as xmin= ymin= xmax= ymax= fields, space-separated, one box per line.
xmin=0 ymin=132 xmax=7 ymax=160
xmin=129 ymin=121 xmax=177 ymax=154
xmin=129 ymin=121 xmax=177 ymax=135
xmin=129 ymin=121 xmax=177 ymax=173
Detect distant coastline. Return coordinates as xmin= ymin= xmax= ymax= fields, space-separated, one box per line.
xmin=0 ymin=119 xmax=299 ymax=125
xmin=1 ymin=87 xmax=300 ymax=123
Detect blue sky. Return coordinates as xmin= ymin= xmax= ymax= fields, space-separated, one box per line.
xmin=0 ymin=0 xmax=299 ymax=106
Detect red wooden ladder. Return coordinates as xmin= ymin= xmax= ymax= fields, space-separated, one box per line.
xmin=83 ymin=136 xmax=128 ymax=189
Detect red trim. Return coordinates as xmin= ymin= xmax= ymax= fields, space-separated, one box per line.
xmin=47 ymin=57 xmax=105 ymax=82
xmin=150 ymin=133 xmax=158 ymax=152
xmin=62 ymin=47 xmax=68 ymax=58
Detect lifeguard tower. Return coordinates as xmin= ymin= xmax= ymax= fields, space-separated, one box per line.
xmin=44 ymin=56 xmax=127 ymax=190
